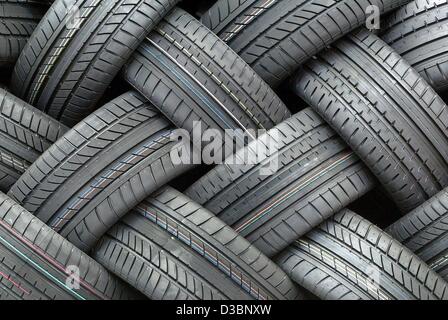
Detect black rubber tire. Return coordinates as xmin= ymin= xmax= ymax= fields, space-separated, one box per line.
xmin=10 ymin=0 xmax=179 ymax=127
xmin=8 ymin=91 xmax=193 ymax=252
xmin=200 ymin=0 xmax=409 ymax=87
xmin=122 ymin=7 xmax=291 ymax=153
xmin=93 ymin=186 xmax=304 ymax=300
xmin=388 ymin=187 xmax=448 ymax=280
xmin=381 ymin=0 xmax=448 ymax=92
xmin=293 ymin=29 xmax=448 ymax=213
xmin=0 ymin=0 xmax=50 ymax=67
xmin=0 ymin=88 xmax=67 ymax=192
xmin=277 ymin=209 xmax=448 ymax=300
xmin=186 ymin=108 xmax=376 ymax=257
xmin=0 ymin=192 xmax=141 ymax=300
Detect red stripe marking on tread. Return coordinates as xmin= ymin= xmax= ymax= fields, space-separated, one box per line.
xmin=0 ymin=270 xmax=31 ymax=295
xmin=0 ymin=218 xmax=107 ymax=300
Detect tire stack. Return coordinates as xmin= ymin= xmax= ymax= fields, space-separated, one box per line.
xmin=0 ymin=0 xmax=447 ymax=301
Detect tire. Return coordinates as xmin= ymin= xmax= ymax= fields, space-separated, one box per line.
xmin=277 ymin=209 xmax=448 ymax=300
xmin=93 ymin=186 xmax=304 ymax=300
xmin=293 ymin=29 xmax=448 ymax=213
xmin=122 ymin=7 xmax=290 ymax=154
xmin=10 ymin=0 xmax=179 ymax=127
xmin=0 ymin=88 xmax=67 ymax=192
xmin=0 ymin=0 xmax=50 ymax=67
xmin=8 ymin=91 xmax=193 ymax=252
xmin=185 ymin=108 xmax=376 ymax=257
xmin=381 ymin=0 xmax=448 ymax=92
xmin=0 ymin=192 xmax=141 ymax=300
xmin=200 ymin=0 xmax=408 ymax=87
xmin=387 ymin=187 xmax=448 ymax=280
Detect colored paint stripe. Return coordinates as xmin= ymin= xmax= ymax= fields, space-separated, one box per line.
xmin=155 ymin=28 xmax=265 ymax=131
xmin=0 ymin=218 xmax=106 ymax=300
xmin=135 ymin=204 xmax=268 ymax=300
xmin=0 ymin=232 xmax=85 ymax=300
xmin=0 ymin=270 xmax=31 ymax=295
xmin=49 ymin=131 xmax=172 ymax=231
xmin=234 ymin=152 xmax=356 ymax=233
xmin=140 ymin=40 xmax=248 ymax=135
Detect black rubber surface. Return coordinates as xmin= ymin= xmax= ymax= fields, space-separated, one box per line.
xmin=0 ymin=0 xmax=50 ymax=67
xmin=0 ymin=87 xmax=67 ymax=192
xmin=277 ymin=209 xmax=448 ymax=300
xmin=294 ymin=29 xmax=448 ymax=213
xmin=9 ymin=91 xmax=193 ymax=252
xmin=382 ymin=0 xmax=448 ymax=92
xmin=11 ymin=0 xmax=179 ymax=126
xmin=0 ymin=192 xmax=140 ymax=300
xmin=201 ymin=0 xmax=409 ymax=87
xmin=123 ymin=8 xmax=291 ymax=154
xmin=93 ymin=186 xmax=304 ymax=300
xmin=186 ymin=108 xmax=376 ymax=257
xmin=388 ymin=187 xmax=448 ymax=280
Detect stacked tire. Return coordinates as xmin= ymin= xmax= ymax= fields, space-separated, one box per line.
xmin=0 ymin=0 xmax=447 ymax=301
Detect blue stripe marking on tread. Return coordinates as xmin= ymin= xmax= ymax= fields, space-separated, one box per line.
xmin=139 ymin=43 xmax=241 ymax=133
xmin=0 ymin=234 xmax=86 ymax=300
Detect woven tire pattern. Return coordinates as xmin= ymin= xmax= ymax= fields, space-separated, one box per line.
xmin=1 ymin=0 xmax=448 ymax=301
